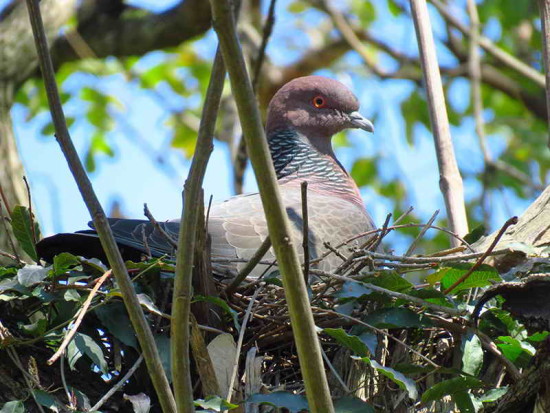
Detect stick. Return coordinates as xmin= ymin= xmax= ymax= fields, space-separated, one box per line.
xmin=443 ymin=216 xmax=517 ymax=295
xmin=209 ymin=0 xmax=334 ymax=410
xmin=410 ymin=0 xmax=469 ymax=245
xmin=24 ymin=1 xmax=175 ymax=410
xmin=301 ymin=181 xmax=310 ymax=283
xmin=171 ymin=48 xmax=226 ymax=411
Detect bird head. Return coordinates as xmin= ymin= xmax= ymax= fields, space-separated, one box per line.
xmin=265 ymin=76 xmax=374 ymax=149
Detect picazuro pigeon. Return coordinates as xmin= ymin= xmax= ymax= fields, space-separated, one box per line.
xmin=37 ymin=76 xmax=376 ymax=278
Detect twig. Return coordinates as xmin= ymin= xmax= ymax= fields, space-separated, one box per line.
xmin=251 ymin=0 xmax=277 ymax=91
xmin=171 ymin=48 xmax=226 ymax=411
xmin=311 ymin=269 xmax=465 ymax=317
xmin=0 ymin=183 xmax=12 ymax=216
xmin=225 ymin=236 xmax=272 ymax=296
xmin=0 ymin=248 xmax=24 ymax=265
xmin=301 ymin=181 xmax=310 ymax=283
xmin=24 ymin=2 xmax=175 ymax=410
xmin=410 ymin=0 xmax=469 ymax=245
xmin=321 ymin=345 xmax=351 ymax=393
xmin=48 ymin=270 xmax=112 ymax=365
xmin=209 ymin=0 xmax=334 ymax=410
xmin=22 ymin=176 xmax=38 ymax=246
xmin=227 ymin=286 xmax=262 ymax=403
xmin=405 ymin=210 xmax=438 ymax=256
xmin=143 ymin=203 xmax=178 ymax=249
xmin=353 ymin=248 xmax=509 ymax=264
xmin=60 ymin=354 xmax=75 ymax=410
xmin=0 ymin=200 xmax=20 ymax=262
xmin=430 ymin=0 xmax=546 ymax=88
xmin=90 ymin=355 xmax=144 ymax=411
xmin=443 ymin=216 xmax=518 ymax=295
xmin=538 ymin=0 xmax=550 ymax=148
xmin=312 ymin=306 xmax=439 ymax=368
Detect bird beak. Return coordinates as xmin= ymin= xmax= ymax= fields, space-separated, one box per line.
xmin=348 ymin=111 xmax=374 ymax=133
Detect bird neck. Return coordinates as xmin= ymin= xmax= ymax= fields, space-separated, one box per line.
xmin=267 ymin=129 xmax=362 ymax=200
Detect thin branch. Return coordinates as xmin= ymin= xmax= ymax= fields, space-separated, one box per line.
xmin=224 ymin=236 xmax=272 ymax=296
xmin=301 ymin=181 xmax=310 ymax=283
xmin=405 ymin=209 xmax=439 ymax=256
xmin=443 ymin=216 xmax=518 ymax=295
xmin=48 ymin=270 xmax=112 ymax=365
xmin=22 ymin=176 xmax=37 ymax=246
xmin=410 ymin=0 xmax=469 ymax=245
xmin=538 ymin=0 xmax=550 ymax=148
xmin=143 ymin=203 xmax=178 ymax=249
xmin=171 ymin=48 xmax=226 ymax=411
xmin=209 ymin=1 xmax=334 ymax=410
xmin=23 ymin=1 xmax=175 ymax=411
xmin=90 ymin=355 xmax=144 ymax=411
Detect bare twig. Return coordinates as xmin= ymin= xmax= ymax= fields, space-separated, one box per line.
xmin=171 ymin=48 xmax=226 ymax=410
xmin=0 ymin=183 xmax=12 ymax=216
xmin=301 ymin=181 xmax=310 ymax=283
xmin=225 ymin=236 xmax=272 ymax=296
xmin=538 ymin=0 xmax=550 ymax=148
xmin=405 ymin=209 xmax=439 ymax=256
xmin=48 ymin=270 xmax=112 ymax=365
xmin=209 ymin=1 xmax=334 ymax=409
xmin=443 ymin=216 xmax=518 ymax=295
xmin=410 ymin=0 xmax=469 ymax=245
xmin=24 ymin=1 xmax=175 ymax=410
xmin=90 ymin=355 xmax=144 ymax=411
xmin=22 ymin=176 xmax=37 ymax=246
xmin=0 ymin=200 xmax=21 ymax=262
xmin=311 ymin=269 xmax=465 ymax=316
xmin=143 ymin=203 xmax=178 ymax=249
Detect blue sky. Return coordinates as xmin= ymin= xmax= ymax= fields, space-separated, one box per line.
xmin=4 ymin=0 xmax=535 ymax=252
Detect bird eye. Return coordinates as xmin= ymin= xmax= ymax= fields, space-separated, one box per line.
xmin=312 ymin=96 xmax=326 ymax=108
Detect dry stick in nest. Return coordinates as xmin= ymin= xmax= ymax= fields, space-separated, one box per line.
xmin=225 ymin=236 xmax=272 ymax=296
xmin=48 ymin=270 xmax=113 ymax=365
xmin=24 ymin=1 xmax=175 ymax=410
xmin=443 ymin=216 xmax=518 ymax=295
xmin=405 ymin=209 xmax=439 ymax=257
xmin=352 ymin=248 xmax=509 ymax=264
xmin=310 ymin=269 xmax=465 ymax=317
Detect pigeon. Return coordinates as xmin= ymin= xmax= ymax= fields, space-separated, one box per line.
xmin=37 ymin=76 xmax=376 ymax=278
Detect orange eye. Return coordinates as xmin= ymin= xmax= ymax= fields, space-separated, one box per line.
xmin=312 ymin=96 xmax=326 ymax=108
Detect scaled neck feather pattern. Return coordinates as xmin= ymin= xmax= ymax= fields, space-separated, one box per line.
xmin=268 ymin=128 xmax=363 ymax=206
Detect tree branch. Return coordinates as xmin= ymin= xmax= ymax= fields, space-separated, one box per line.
xmin=410 ymin=0 xmax=469 ymax=244
xmin=24 ymin=1 xmax=175 ymax=411
xmin=209 ymin=0 xmax=334 ymax=410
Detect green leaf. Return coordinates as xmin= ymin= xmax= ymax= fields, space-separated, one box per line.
xmin=323 ymin=328 xmax=370 ymax=357
xmin=20 ymin=318 xmax=47 ymax=337
xmin=17 ymin=265 xmax=49 ymax=287
xmin=463 ymin=225 xmax=486 ymax=244
xmin=334 ymin=396 xmax=374 ymax=413
xmin=351 ymin=158 xmax=377 ymax=187
xmin=10 ymin=206 xmax=41 ymax=261
xmin=462 ymin=333 xmax=483 ymax=376
xmin=355 ymin=357 xmax=418 ymax=400
xmin=334 ymin=280 xmax=373 ymax=299
xmin=154 ymin=334 xmax=171 ymax=383
xmin=402 ymin=288 xmax=455 ymax=308
xmin=428 ymin=263 xmax=501 ymax=294
xmin=137 ymin=293 xmax=163 ymax=316
xmin=421 ymin=377 xmax=484 ymax=403
xmin=73 ymin=332 xmax=108 ymax=373
xmin=194 ymin=295 xmax=240 ymax=330
xmin=52 ymin=252 xmax=80 ymax=276
xmin=496 ymin=336 xmax=535 ymax=364
xmin=95 ymin=302 xmax=137 ymax=348
xmin=477 ymin=386 xmax=508 ymax=403
xmin=363 ymin=307 xmax=432 ymax=329
xmin=361 ymin=272 xmax=414 ymax=293
xmin=453 ymin=391 xmax=477 ymax=413
xmin=32 ymin=390 xmax=61 ymax=412
xmin=0 ymin=401 xmax=24 ymax=413
xmin=247 ymin=392 xmax=308 ymax=413
xmin=194 ymin=396 xmax=238 ymax=411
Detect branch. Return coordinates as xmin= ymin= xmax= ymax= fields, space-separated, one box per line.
xmin=410 ymin=0 xmax=469 ymax=245
xmin=24 ymin=1 xmax=175 ymax=411
xmin=538 ymin=0 xmax=550 ymax=149
xmin=171 ymin=49 xmax=226 ymax=410
xmin=50 ymin=0 xmax=212 ymax=66
xmin=209 ymin=0 xmax=334 ymax=411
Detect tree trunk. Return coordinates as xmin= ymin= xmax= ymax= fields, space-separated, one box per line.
xmin=0 ymin=0 xmax=77 ymax=261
